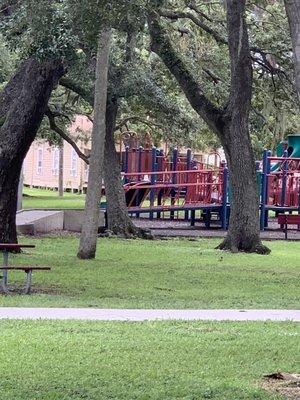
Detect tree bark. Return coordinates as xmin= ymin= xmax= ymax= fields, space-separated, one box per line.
xmin=103 ymin=99 xmax=152 ymax=239
xmin=284 ymin=0 xmax=300 ymax=104
xmin=0 ymin=58 xmax=64 ymax=243
xmin=148 ymin=2 xmax=270 ymax=253
xmin=78 ymin=29 xmax=112 ymax=259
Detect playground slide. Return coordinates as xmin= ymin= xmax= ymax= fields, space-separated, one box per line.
xmin=124 ymin=181 xmax=151 ymax=207
xmin=271 ymin=134 xmax=300 ymax=171
xmin=276 ymin=134 xmax=300 ymax=158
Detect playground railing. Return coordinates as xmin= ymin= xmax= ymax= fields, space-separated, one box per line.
xmin=260 ymin=151 xmax=300 ymax=229
xmin=122 ymin=169 xmax=225 ymax=209
xmin=265 ymin=155 xmax=300 ymax=208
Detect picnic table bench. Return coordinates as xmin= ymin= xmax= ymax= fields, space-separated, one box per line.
xmin=278 ymin=214 xmax=300 ymax=240
xmin=0 ymin=244 xmax=51 ymax=294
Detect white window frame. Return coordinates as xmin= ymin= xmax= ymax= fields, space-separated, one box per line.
xmin=70 ymin=148 xmax=78 ymax=177
xmin=37 ymin=148 xmax=43 ymax=175
xmin=52 ymin=147 xmax=60 ymax=176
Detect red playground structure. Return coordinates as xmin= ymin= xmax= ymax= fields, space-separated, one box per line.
xmin=118 ymin=144 xmax=300 ymax=230
xmin=122 ymin=147 xmax=228 ymax=228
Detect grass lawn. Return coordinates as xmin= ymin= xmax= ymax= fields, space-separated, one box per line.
xmin=0 ymin=320 xmax=298 ymax=399
xmin=22 ymin=187 xmax=86 ymax=209
xmin=1 ymin=237 xmax=299 ymax=309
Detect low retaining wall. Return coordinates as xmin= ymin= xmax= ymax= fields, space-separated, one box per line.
xmin=64 ymin=210 xmax=105 ymax=232
xmin=16 ymin=209 xmax=105 ymax=234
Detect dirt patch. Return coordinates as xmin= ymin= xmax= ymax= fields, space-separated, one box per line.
xmin=261 ymin=373 xmax=300 ymax=400
xmin=1 ymin=284 xmax=62 ymax=296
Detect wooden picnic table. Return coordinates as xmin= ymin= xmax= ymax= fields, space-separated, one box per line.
xmin=278 ymin=214 xmax=300 ymax=240
xmin=0 ymin=243 xmax=50 ymax=294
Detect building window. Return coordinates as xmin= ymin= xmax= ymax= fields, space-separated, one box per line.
xmin=52 ymin=147 xmax=60 ymax=176
xmin=37 ymin=148 xmax=43 ymax=175
xmin=70 ymin=148 xmax=78 ymax=177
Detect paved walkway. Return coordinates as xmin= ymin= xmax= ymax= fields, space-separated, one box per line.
xmin=0 ymin=308 xmax=299 ymax=321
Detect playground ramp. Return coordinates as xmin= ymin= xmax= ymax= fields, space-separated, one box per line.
xmin=16 ymin=209 xmax=105 ymax=235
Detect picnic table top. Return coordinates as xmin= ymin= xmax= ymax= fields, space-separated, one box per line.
xmin=0 ymin=243 xmax=35 ymax=251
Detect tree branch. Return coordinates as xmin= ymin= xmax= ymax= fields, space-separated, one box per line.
xmin=202 ymin=68 xmax=222 ymax=84
xmin=148 ymin=11 xmax=224 ymax=135
xmin=187 ymin=1 xmax=225 ymax=25
xmin=59 ymin=77 xmax=94 ymax=106
xmin=115 ymin=116 xmax=163 ymax=131
xmin=160 ymin=7 xmax=285 ymax=75
xmin=45 ymin=107 xmax=89 ymax=164
xmin=159 ymin=9 xmax=228 ymax=46
xmin=226 ymin=0 xmax=252 ymax=114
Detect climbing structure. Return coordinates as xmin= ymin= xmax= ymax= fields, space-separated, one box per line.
xmin=119 ymin=136 xmax=300 ymax=230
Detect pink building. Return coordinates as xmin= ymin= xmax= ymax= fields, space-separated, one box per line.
xmin=24 ymin=116 xmax=92 ymax=192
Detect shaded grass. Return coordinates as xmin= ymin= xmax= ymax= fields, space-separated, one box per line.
xmin=0 ymin=237 xmax=299 ymax=309
xmin=22 ymin=187 xmax=85 ymax=209
xmin=0 ymin=320 xmax=298 ymax=399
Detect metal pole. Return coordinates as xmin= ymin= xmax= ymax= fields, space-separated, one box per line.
xmin=150 ymin=147 xmax=156 ymax=220
xmin=281 ymin=149 xmax=288 ymax=207
xmin=185 ymin=149 xmax=192 ymax=221
xmin=170 ymin=148 xmax=178 ymax=220
xmin=264 ymin=150 xmax=272 ymax=228
xmin=124 ymin=146 xmax=129 ymax=184
xmin=260 ymin=150 xmax=268 ymax=230
xmin=221 ymin=164 xmax=229 ymax=230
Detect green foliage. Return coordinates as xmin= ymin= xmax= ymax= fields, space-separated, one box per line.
xmin=2 ymin=0 xmax=298 ymax=154
xmin=1 ymin=0 xmax=78 ymax=60
xmin=0 ymin=34 xmax=17 ymax=83
xmin=150 ymin=0 xmax=299 ymax=151
xmin=66 ymin=0 xmax=153 ymax=49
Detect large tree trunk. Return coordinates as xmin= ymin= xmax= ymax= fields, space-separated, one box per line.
xmin=103 ymin=99 xmax=152 ymax=239
xmin=219 ymin=128 xmax=264 ymax=252
xmin=0 ymin=58 xmax=64 ymax=243
xmin=148 ymin=2 xmax=270 ymax=253
xmin=284 ymin=0 xmax=300 ymax=104
xmin=218 ymin=0 xmax=269 ymax=254
xmin=78 ymin=29 xmax=112 ymax=259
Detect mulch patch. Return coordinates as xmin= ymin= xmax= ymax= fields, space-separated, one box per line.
xmin=261 ymin=372 xmax=300 ymax=399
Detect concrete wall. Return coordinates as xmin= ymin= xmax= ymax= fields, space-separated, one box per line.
xmin=34 ymin=211 xmax=64 ymax=233
xmin=16 ymin=210 xmax=64 ymax=234
xmin=64 ymin=209 xmax=105 ymax=232
xmin=17 ymin=209 xmax=105 ymax=234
